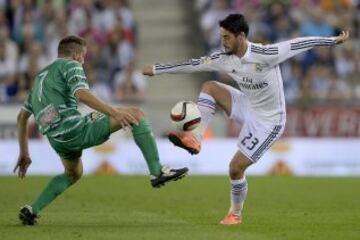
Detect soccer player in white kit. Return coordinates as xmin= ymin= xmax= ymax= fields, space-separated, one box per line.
xmin=143 ymin=14 xmax=349 ymax=225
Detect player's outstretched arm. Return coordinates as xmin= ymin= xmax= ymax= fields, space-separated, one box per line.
xmin=75 ymin=89 xmax=139 ymax=128
xmin=14 ymin=109 xmax=32 ymax=178
xmin=143 ymin=52 xmax=224 ymax=76
xmin=255 ymin=30 xmax=349 ymax=66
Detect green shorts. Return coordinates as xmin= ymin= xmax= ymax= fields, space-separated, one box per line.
xmin=47 ymin=112 xmax=111 ymax=160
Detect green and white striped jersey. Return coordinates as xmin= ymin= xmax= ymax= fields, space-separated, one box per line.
xmin=23 ymin=58 xmax=89 ymax=136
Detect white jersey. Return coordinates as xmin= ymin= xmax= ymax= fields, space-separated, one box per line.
xmin=154 ymin=36 xmax=337 ymax=125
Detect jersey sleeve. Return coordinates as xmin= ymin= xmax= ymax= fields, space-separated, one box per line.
xmin=64 ymin=61 xmax=89 ymax=96
xmin=153 ymin=52 xmax=225 ymax=75
xmin=22 ymin=91 xmax=33 ymax=114
xmin=251 ymin=36 xmax=337 ymax=67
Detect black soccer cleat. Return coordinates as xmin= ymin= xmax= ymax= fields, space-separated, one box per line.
xmin=19 ymin=205 xmax=38 ymax=226
xmin=151 ymin=166 xmax=189 ymax=188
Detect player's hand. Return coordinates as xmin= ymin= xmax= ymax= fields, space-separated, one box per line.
xmin=142 ymin=64 xmax=154 ymax=76
xmin=13 ymin=155 xmax=32 ymax=178
xmin=113 ymin=108 xmax=139 ymax=130
xmin=335 ymin=30 xmax=349 ymax=44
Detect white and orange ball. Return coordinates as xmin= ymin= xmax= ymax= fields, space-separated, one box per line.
xmin=170 ymin=101 xmax=201 ymax=131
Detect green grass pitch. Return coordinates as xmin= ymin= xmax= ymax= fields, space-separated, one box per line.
xmin=1 ymin=176 xmax=359 ymax=240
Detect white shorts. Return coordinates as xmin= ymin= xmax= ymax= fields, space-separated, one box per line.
xmin=217 ymin=82 xmax=285 ymax=163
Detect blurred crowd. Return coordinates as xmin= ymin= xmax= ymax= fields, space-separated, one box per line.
xmin=196 ymin=0 xmax=360 ymax=105
xmin=0 ymin=0 xmax=146 ymax=104
xmin=0 ymin=0 xmax=359 ymax=107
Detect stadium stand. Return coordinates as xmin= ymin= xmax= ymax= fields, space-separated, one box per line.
xmin=0 ymin=0 xmax=359 ymax=138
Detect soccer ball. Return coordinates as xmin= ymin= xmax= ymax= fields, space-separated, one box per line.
xmin=170 ymin=101 xmax=201 ymax=131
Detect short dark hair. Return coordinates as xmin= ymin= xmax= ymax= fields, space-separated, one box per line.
xmin=58 ymin=35 xmax=87 ymax=56
xmin=219 ymin=14 xmax=249 ymax=37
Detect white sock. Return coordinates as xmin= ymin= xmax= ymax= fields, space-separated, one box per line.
xmin=192 ymin=92 xmax=216 ymax=142
xmin=230 ymin=177 xmax=248 ymax=216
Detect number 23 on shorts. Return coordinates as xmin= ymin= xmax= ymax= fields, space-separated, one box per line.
xmin=241 ymin=132 xmax=259 ymax=150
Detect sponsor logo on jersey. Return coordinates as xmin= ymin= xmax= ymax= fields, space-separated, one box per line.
xmin=238 ymin=81 xmax=268 ymax=90
xmin=242 ymin=77 xmax=253 ymax=83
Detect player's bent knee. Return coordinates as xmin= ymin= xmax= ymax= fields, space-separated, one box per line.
xmin=229 ymin=165 xmax=243 ymax=179
xmin=65 ymin=169 xmax=83 ymax=183
xmin=201 ymin=81 xmax=218 ymax=95
xmin=229 ymin=160 xmax=248 ymax=179
xmin=229 ymin=168 xmax=246 ymax=179
xmin=129 ymin=107 xmax=145 ymax=120
xmin=69 ymin=172 xmax=82 ymax=183
xmin=62 ymin=158 xmax=83 ymax=183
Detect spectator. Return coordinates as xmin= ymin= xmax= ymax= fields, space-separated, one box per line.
xmin=300 ymin=7 xmax=335 ymax=37
xmin=113 ymin=62 xmax=146 ymax=102
xmin=16 ymin=41 xmax=48 ymax=101
xmin=200 ymin=0 xmax=233 ymax=52
xmin=44 ymin=9 xmax=68 ymax=61
xmin=0 ymin=25 xmax=18 ymax=102
xmin=326 ymin=69 xmax=352 ymax=101
xmin=86 ymin=65 xmax=112 ymax=103
xmin=68 ymin=0 xmax=94 ymax=35
xmin=283 ymin=62 xmax=301 ymax=104
xmin=92 ymin=0 xmax=117 ymax=33
xmin=11 ymin=0 xmax=44 ymax=47
xmin=0 ymin=24 xmax=18 ymax=63
xmin=0 ymin=0 xmax=357 ymax=108
xmin=102 ymin=29 xmax=134 ymax=85
xmin=84 ymin=38 xmax=111 ymax=101
xmin=309 ymin=64 xmax=333 ymax=101
xmin=334 ymin=45 xmax=356 ymax=79
xmin=113 ymin=0 xmax=136 ymax=34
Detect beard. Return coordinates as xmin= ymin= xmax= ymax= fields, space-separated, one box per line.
xmin=224 ymin=42 xmax=239 ymax=55
xmin=224 ymin=48 xmax=233 ymax=55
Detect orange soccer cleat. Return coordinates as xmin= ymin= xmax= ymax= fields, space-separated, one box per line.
xmin=219 ymin=213 xmax=242 ymax=225
xmin=168 ymin=131 xmax=201 ymax=155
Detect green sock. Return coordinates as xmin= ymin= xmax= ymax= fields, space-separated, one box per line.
xmin=132 ymin=119 xmax=162 ymax=176
xmin=31 ymin=174 xmax=72 ymax=214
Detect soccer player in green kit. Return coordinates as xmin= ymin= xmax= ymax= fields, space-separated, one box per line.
xmin=14 ymin=35 xmax=188 ymax=225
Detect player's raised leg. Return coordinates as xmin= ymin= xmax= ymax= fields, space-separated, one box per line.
xmin=110 ymin=107 xmax=188 ymax=188
xmin=168 ymin=81 xmax=232 ymax=154
xmin=19 ymin=158 xmax=82 ymax=225
xmin=220 ymin=151 xmax=252 ymax=225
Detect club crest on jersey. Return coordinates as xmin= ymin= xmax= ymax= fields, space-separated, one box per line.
xmin=255 ymin=63 xmax=263 ymax=72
